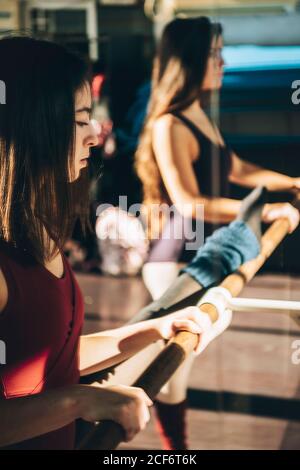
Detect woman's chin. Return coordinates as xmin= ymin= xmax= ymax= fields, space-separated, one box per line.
xmin=201 ymin=81 xmax=223 ymax=92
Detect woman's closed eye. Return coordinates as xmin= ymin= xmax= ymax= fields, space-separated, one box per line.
xmin=76 ymin=121 xmax=89 ymax=127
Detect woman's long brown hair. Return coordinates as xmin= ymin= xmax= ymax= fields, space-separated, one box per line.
xmin=0 ymin=36 xmax=92 ymax=264
xmin=135 ymin=17 xmax=222 ymax=238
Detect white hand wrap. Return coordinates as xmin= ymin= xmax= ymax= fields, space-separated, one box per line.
xmin=195 ymin=287 xmax=233 ymax=355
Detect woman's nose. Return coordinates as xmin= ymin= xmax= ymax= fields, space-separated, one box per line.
xmin=87 ymin=119 xmax=100 ymax=147
xmin=220 ymin=54 xmax=225 ymax=68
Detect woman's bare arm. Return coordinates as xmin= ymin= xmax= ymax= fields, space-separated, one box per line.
xmin=0 ymin=268 xmax=8 ymax=312
xmin=229 ymin=152 xmax=295 ymax=192
xmin=0 ymin=386 xmax=82 ymax=447
xmin=0 ymin=383 xmax=154 ymax=447
xmin=79 ymin=319 xmax=160 ymax=376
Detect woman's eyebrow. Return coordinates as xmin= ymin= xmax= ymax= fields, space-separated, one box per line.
xmin=75 ymin=106 xmax=92 ymax=114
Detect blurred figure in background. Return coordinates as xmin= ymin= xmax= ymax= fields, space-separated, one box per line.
xmin=135 ymin=16 xmax=299 ymax=449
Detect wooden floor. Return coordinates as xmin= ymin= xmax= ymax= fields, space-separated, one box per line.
xmin=76 ymin=272 xmax=300 ymax=450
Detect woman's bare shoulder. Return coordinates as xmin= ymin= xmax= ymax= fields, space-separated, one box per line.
xmin=0 ymin=268 xmax=8 ymax=313
xmin=153 ymin=113 xmax=199 ymax=160
xmin=153 ymin=113 xmax=196 ymax=144
xmin=154 ymin=113 xmax=185 ymax=131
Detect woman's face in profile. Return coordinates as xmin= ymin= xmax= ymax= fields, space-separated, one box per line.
xmin=201 ymin=34 xmax=225 ymax=91
xmin=71 ymin=82 xmax=99 ymax=181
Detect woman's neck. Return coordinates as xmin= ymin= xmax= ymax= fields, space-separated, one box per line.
xmin=187 ymin=99 xmax=202 ymax=113
xmin=183 ymin=99 xmax=208 ymax=120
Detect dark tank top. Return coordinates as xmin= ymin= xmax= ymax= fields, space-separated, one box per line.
xmin=0 ymin=243 xmax=84 ymax=449
xmin=148 ymin=112 xmax=232 ymax=263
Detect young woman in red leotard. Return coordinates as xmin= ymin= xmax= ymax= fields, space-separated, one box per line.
xmin=0 ymin=35 xmax=208 ymax=449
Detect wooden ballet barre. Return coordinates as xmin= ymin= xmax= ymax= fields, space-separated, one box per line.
xmin=77 ymin=212 xmax=295 ymax=450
